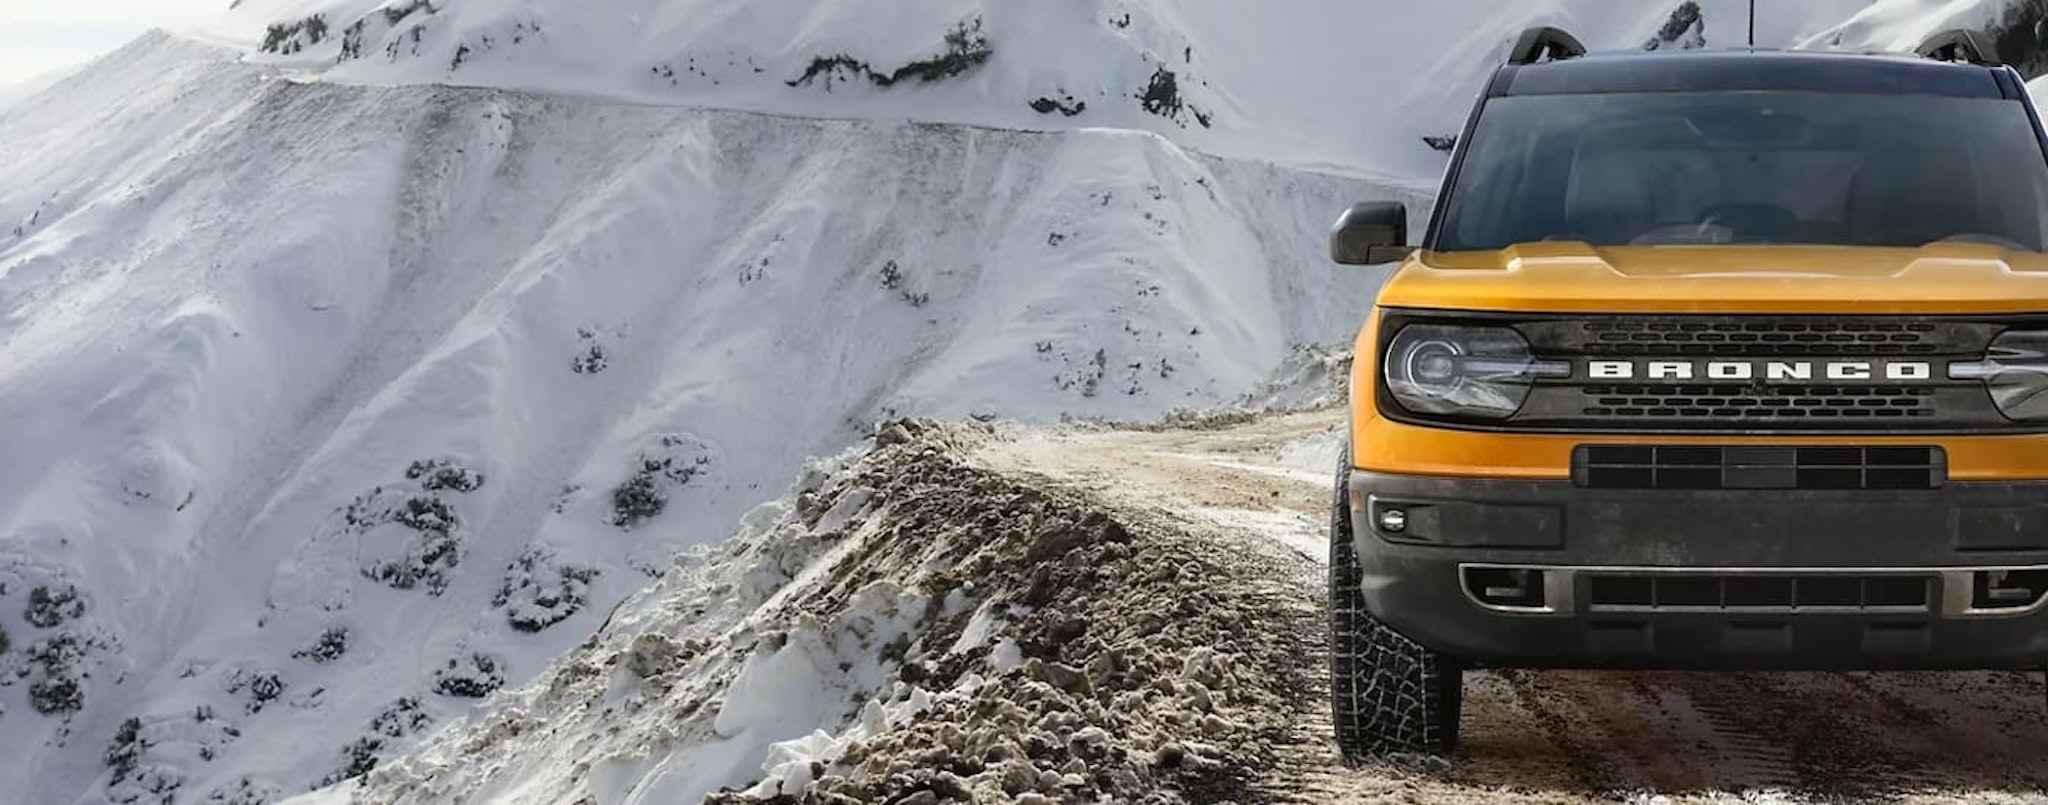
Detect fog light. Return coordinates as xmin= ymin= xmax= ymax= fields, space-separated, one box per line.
xmin=1973 ymin=569 xmax=2048 ymax=609
xmin=1377 ymin=508 xmax=1408 ymax=533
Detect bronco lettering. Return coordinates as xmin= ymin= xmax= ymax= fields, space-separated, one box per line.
xmin=1582 ymin=359 xmax=1935 ymax=382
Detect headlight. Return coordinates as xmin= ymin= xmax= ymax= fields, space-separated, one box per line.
xmin=1382 ymin=324 xmax=1568 ymax=419
xmin=1950 ymin=330 xmax=2048 ymax=421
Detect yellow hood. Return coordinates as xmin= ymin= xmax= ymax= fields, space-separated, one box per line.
xmin=1378 ymin=243 xmax=2048 ymax=314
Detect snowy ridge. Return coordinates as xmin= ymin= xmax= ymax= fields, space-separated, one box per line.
xmin=200 ymin=0 xmax=1882 ymax=180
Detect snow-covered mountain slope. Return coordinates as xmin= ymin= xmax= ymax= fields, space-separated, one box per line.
xmin=0 ymin=25 xmax=1409 ymax=805
xmin=8 ymin=0 xmax=2040 ymax=803
xmin=0 ymin=65 xmax=80 ymax=114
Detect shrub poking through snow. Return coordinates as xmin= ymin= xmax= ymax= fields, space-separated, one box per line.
xmin=31 ymin=676 xmax=82 ymax=716
xmin=876 ymin=260 xmax=930 ymax=307
xmin=292 ymin=626 xmax=349 ymax=664
xmin=406 ymin=458 xmax=484 ymax=493
xmin=260 ymin=15 xmax=330 ymax=55
xmin=370 ymin=696 xmax=432 ymax=737
xmin=341 ymin=1 xmax=434 ymax=61
xmin=105 ymin=716 xmax=145 ymax=780
xmin=23 ymin=632 xmax=90 ymax=716
xmin=1030 ymin=94 xmax=1087 ymax=116
xmin=788 ymin=16 xmax=991 ymax=89
xmin=96 ymin=707 xmax=242 ymax=803
xmin=325 ymin=737 xmax=384 ymax=786
xmin=381 ymin=0 xmax=435 ymax=25
xmin=572 ymin=327 xmax=610 ymax=374
xmin=347 ymin=459 xmax=484 ymax=595
xmin=494 ymin=547 xmax=600 ymax=633
xmin=202 ymin=777 xmax=280 ymax=805
xmin=607 ymin=434 xmax=715 ymax=529
xmin=361 ymin=498 xmax=464 ymax=595
xmin=320 ymin=697 xmax=432 ymax=786
xmin=223 ymin=668 xmax=288 ymax=714
xmin=1052 ymin=347 xmax=1110 ymax=397
xmin=609 ymin=477 xmax=666 ymax=527
xmin=432 ymin=653 xmax=504 ymax=698
xmin=885 ymin=17 xmax=992 ymax=84
xmin=25 ymin=584 xmax=85 ymax=628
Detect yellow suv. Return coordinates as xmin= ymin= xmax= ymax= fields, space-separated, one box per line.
xmin=1328 ymin=26 xmax=2048 ymax=758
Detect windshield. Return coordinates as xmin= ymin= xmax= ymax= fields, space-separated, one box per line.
xmin=1433 ymin=91 xmax=2048 ymax=252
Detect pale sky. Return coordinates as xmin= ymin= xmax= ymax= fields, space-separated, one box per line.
xmin=0 ymin=1 xmax=226 ymax=87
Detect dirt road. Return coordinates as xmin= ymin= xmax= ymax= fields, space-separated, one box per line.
xmin=977 ymin=408 xmax=2048 ymax=804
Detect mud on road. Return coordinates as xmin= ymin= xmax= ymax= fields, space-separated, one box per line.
xmin=976 ymin=408 xmax=2048 ymax=804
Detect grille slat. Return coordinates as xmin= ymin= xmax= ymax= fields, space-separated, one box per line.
xmin=1574 ymin=445 xmax=1946 ymax=490
xmin=1587 ymin=572 xmax=1933 ymax=613
xmin=1577 ymin=383 xmax=1938 ymax=421
xmin=1579 ymin=320 xmax=1932 ymax=356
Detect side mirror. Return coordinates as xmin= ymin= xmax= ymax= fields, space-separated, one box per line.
xmin=1330 ymin=202 xmax=1416 ymax=265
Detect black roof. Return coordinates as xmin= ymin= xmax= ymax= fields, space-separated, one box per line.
xmin=1493 ymin=48 xmax=2020 ymax=100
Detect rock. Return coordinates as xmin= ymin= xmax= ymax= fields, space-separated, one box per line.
xmin=1068 ymin=726 xmax=1111 ymax=759
xmin=1025 ymin=659 xmax=1092 ymax=697
xmin=876 ymin=422 xmax=915 ymax=447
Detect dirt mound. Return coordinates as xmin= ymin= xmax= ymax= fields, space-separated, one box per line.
xmin=342 ymin=418 xmax=1326 ymax=805
xmin=706 ymin=418 xmax=1321 ymax=804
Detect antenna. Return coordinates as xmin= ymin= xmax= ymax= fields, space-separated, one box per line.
xmin=1748 ymin=0 xmax=1757 ymax=46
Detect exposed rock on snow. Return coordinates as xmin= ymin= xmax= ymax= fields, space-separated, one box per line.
xmin=785 ymin=17 xmax=993 ymax=90
xmin=1645 ymin=2 xmax=1709 ymax=51
xmin=1988 ymin=0 xmax=2048 ymax=79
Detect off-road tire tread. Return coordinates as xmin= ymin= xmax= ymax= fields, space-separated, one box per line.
xmin=1329 ymin=442 xmax=1462 ymax=760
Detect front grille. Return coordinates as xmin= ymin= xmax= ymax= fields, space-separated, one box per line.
xmin=1379 ymin=311 xmax=2036 ymax=433
xmin=1579 ymin=320 xmax=1943 ymax=357
xmin=1574 ymin=445 xmax=1946 ymax=490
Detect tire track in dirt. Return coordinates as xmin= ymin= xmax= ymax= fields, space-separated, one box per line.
xmin=1830 ymin=670 xmax=2048 ymax=794
xmin=1483 ymin=669 xmax=1633 ymax=792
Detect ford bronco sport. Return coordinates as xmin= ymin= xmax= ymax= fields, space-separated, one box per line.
xmin=1328 ymin=26 xmax=2048 ymax=758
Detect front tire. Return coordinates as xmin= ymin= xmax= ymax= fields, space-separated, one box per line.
xmin=1330 ymin=442 xmax=1462 ymax=760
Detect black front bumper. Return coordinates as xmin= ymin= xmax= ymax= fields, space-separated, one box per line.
xmin=1348 ymin=471 xmax=2048 ymax=670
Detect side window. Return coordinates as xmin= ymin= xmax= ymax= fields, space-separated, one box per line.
xmin=1445 ymin=100 xmax=1585 ymax=248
